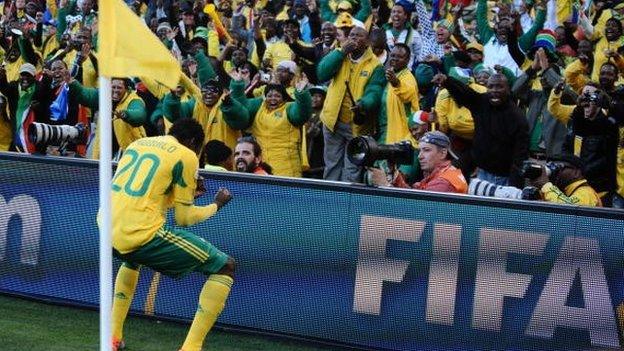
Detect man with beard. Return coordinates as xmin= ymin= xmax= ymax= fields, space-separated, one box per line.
xmin=432 ymin=72 xmax=529 ymax=187
xmin=233 ymin=136 xmax=272 ymax=175
xmin=317 ymin=26 xmax=385 ymax=182
xmin=476 ymin=0 xmax=546 ymax=76
xmin=548 ymin=82 xmax=620 ymax=206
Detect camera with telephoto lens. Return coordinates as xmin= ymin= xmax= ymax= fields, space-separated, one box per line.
xmin=469 ymin=178 xmax=541 ymax=200
xmin=28 ymin=122 xmax=88 ymax=146
xmin=347 ymin=136 xmax=414 ymax=167
xmin=520 ymin=160 xmax=564 ymax=180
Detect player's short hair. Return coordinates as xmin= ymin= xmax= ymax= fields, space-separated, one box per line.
xmin=169 ymin=118 xmax=205 ymax=152
xmin=203 ymin=140 xmax=232 ymax=165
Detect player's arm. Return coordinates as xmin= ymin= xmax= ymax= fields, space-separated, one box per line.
xmin=171 ymin=154 xmax=232 ymax=227
xmin=174 ymin=188 xmax=232 ymax=226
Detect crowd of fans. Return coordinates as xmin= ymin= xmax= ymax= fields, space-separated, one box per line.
xmin=0 ymin=0 xmax=622 ymax=208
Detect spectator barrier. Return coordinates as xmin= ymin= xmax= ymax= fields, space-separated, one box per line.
xmin=0 ymin=152 xmax=622 ymax=350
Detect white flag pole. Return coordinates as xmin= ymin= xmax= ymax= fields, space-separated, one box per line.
xmin=98 ymin=76 xmax=113 ymax=351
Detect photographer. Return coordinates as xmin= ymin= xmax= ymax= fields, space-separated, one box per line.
xmin=527 ymin=155 xmax=602 ymax=207
xmin=54 ymin=0 xmax=98 ymax=88
xmin=547 ymin=81 xmax=619 ymax=205
xmin=0 ymin=20 xmax=40 ymax=82
xmin=368 ymin=131 xmax=468 ymax=194
xmin=251 ymin=60 xmax=296 ymax=99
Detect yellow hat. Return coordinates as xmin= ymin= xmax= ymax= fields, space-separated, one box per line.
xmin=466 ymin=41 xmax=484 ymax=53
xmin=337 ymin=0 xmax=353 ymax=11
xmin=335 ymin=12 xmax=354 ymax=28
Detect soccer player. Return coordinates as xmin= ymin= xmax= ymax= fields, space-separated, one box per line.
xmin=105 ymin=118 xmax=235 ymax=351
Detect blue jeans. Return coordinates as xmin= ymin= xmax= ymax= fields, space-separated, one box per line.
xmin=476 ymin=169 xmax=510 ymax=186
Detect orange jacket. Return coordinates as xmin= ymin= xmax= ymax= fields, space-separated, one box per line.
xmin=395 ymin=161 xmax=468 ymax=194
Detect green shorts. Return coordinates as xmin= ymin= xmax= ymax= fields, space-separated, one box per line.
xmin=114 ymin=226 xmax=229 ymax=278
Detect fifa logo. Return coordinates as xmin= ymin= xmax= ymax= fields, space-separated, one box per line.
xmin=352 ymin=215 xmax=620 ymax=348
xmin=0 ymin=194 xmax=41 ymax=266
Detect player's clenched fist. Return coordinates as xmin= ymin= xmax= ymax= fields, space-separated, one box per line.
xmin=214 ymin=188 xmax=233 ymax=209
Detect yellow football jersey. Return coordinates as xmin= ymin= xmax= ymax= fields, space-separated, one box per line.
xmin=111 ymin=135 xmax=199 ymax=253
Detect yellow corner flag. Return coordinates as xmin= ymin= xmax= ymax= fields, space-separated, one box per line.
xmin=99 ymin=0 xmax=181 ymax=89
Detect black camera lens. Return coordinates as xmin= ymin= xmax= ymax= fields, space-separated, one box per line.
xmin=347 ymin=136 xmax=373 ymax=167
xmin=520 ymin=161 xmax=543 ymax=179
xmin=347 ymin=136 xmax=414 ymax=167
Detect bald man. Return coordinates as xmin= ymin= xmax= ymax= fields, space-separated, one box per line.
xmin=432 ymin=72 xmax=529 ymax=187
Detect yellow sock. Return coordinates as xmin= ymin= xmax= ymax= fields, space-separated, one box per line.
xmin=111 ymin=264 xmax=140 ymax=341
xmin=181 ymin=274 xmax=233 ymax=351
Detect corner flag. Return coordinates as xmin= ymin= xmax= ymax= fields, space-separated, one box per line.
xmin=99 ymin=0 xmax=181 ymax=89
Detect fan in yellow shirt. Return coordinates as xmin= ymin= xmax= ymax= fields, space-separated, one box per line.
xmin=528 ymin=154 xmax=602 ymax=207
xmin=105 ymin=118 xmax=236 ymax=351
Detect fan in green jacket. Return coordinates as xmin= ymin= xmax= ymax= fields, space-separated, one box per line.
xmin=221 ymin=73 xmax=312 ymax=178
xmin=316 ymin=26 xmax=386 ymax=182
xmin=161 ymin=50 xmax=242 ymax=151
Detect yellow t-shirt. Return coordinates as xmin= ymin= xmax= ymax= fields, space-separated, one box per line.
xmin=435 ymin=83 xmax=487 ymax=140
xmin=0 ymin=114 xmax=11 ymax=151
xmin=264 ymin=41 xmax=294 ymax=69
xmin=110 ymin=135 xmax=198 ymax=253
